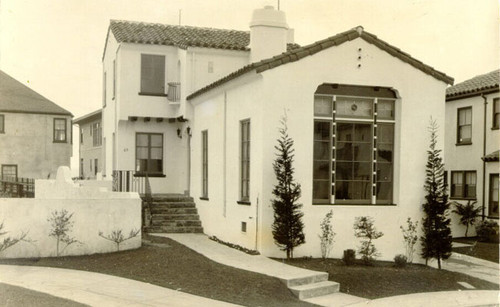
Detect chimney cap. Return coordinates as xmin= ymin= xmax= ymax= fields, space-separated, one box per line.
xmin=250 ymin=6 xmax=288 ymax=29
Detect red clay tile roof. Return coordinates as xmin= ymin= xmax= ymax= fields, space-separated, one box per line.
xmin=446 ymin=69 xmax=499 ymax=100
xmin=188 ymin=26 xmax=454 ymax=100
xmin=0 ymin=70 xmax=72 ymax=116
xmin=482 ymin=150 xmax=499 ymax=162
xmin=110 ymin=20 xmax=250 ymax=50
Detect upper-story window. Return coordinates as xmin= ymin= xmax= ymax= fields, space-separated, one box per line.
xmin=493 ymin=98 xmax=499 ymax=130
xmin=457 ymin=107 xmax=472 ymax=144
xmin=240 ymin=119 xmax=251 ymax=202
xmin=140 ymin=54 xmax=166 ymax=95
xmin=53 ymin=118 xmax=67 ymax=143
xmin=0 ymin=114 xmax=4 ymax=133
xmin=92 ymin=122 xmax=102 ymax=147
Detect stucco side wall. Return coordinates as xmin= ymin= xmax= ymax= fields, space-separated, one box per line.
xmin=114 ymin=119 xmax=189 ymax=194
xmin=0 ymin=112 xmax=71 ymax=179
xmin=255 ymin=38 xmax=448 ymax=261
xmin=191 ymin=74 xmax=264 ymax=250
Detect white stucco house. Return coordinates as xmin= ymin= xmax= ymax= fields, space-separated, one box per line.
xmin=80 ymin=6 xmax=456 ymax=260
xmin=445 ymin=69 xmax=499 ymax=237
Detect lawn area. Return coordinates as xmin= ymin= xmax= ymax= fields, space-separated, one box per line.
xmin=452 ymin=237 xmax=499 ymax=263
xmin=0 ymin=235 xmax=312 ymax=307
xmin=0 ymin=283 xmax=87 ymax=307
xmin=280 ymin=258 xmax=499 ymax=299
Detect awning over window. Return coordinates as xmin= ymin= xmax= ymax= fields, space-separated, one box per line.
xmin=482 ymin=150 xmax=499 ymax=162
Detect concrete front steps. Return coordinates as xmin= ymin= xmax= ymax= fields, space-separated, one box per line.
xmin=281 ymin=272 xmax=340 ymax=300
xmin=142 ymin=194 xmax=204 ymax=233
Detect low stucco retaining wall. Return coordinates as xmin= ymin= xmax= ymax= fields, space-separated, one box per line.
xmin=0 ymin=167 xmax=142 ymax=258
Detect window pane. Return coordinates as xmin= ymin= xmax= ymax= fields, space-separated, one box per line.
xmin=336 ymin=181 xmax=370 ymax=200
xmin=378 ymin=124 xmax=394 ymax=143
xmin=314 ymin=141 xmax=330 ymax=160
xmin=336 ymin=97 xmax=373 ymax=118
xmin=149 ymin=159 xmax=162 ymax=173
xmin=314 ymin=96 xmax=332 ymax=116
xmin=452 ymin=172 xmax=463 ymax=184
xmin=354 ymin=124 xmax=371 ymax=142
xmin=151 ymin=134 xmax=162 ymax=147
xmin=136 ymin=159 xmax=148 ymax=172
xmin=314 ymin=121 xmax=330 ymax=140
xmin=337 ymin=142 xmax=353 ymax=161
xmin=337 ymin=123 xmax=353 ymax=141
xmin=353 ymin=143 xmax=372 ymax=161
xmin=150 ymin=148 xmax=162 ymax=159
xmin=313 ymin=181 xmax=330 ymax=200
xmin=137 ymin=134 xmax=148 ymax=146
xmin=136 ymin=147 xmax=148 ymax=159
xmin=336 ymin=162 xmax=352 ymax=180
xmin=377 ymin=163 xmax=392 ymax=182
xmin=460 ymin=126 xmax=471 ymax=141
xmin=376 ymin=182 xmax=392 ymax=202
xmin=377 ymin=144 xmax=393 ymax=162
xmin=353 ymin=162 xmax=371 ymax=179
xmin=314 ymin=161 xmax=330 ymax=179
xmin=465 ymin=172 xmax=476 ymax=185
xmin=378 ymin=100 xmax=395 ymax=120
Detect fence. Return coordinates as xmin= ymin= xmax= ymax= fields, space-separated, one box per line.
xmin=0 ymin=177 xmax=35 ymax=198
xmin=112 ymin=170 xmax=145 ymax=194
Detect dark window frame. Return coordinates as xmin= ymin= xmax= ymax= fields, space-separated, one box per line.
xmin=140 ymin=54 xmax=166 ymax=96
xmin=493 ymin=98 xmax=499 ymax=130
xmin=240 ymin=119 xmax=251 ymax=202
xmin=450 ymin=170 xmax=477 ymax=200
xmin=489 ymin=173 xmax=499 ymax=218
xmin=53 ymin=118 xmax=67 ymax=143
xmin=135 ymin=132 xmax=164 ymax=177
xmin=201 ymin=130 xmax=208 ymax=199
xmin=0 ymin=114 xmax=4 ymax=133
xmin=456 ymin=106 xmax=472 ymax=145
xmin=92 ymin=121 xmax=102 ymax=147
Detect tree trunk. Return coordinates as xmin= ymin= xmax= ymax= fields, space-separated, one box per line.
xmin=437 ymin=257 xmax=441 ymax=269
xmin=465 ymin=224 xmax=469 ymax=237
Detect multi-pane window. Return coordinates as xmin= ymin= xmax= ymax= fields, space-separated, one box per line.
xmin=240 ymin=120 xmax=250 ymax=202
xmin=489 ymin=174 xmax=499 ymax=217
xmin=94 ymin=158 xmax=98 ymax=176
xmin=92 ymin=122 xmax=102 ymax=147
xmin=140 ymin=54 xmax=166 ymax=95
xmin=53 ymin=118 xmax=67 ymax=142
xmin=493 ymin=98 xmax=499 ymax=129
xmin=457 ymin=107 xmax=472 ymax=144
xmin=136 ymin=133 xmax=163 ymax=175
xmin=201 ymin=130 xmax=208 ymax=198
xmin=0 ymin=114 xmax=4 ymax=133
xmin=451 ymin=171 xmax=476 ymax=199
xmin=1 ymin=165 xmax=17 ymax=181
xmin=312 ymin=86 xmax=396 ymax=205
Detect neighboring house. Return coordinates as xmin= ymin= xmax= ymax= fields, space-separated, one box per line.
xmin=445 ymin=69 xmax=499 ymax=235
xmin=73 ymin=109 xmax=103 ymax=179
xmin=0 ymin=70 xmax=73 ymax=181
xmin=80 ymin=6 xmax=455 ymax=260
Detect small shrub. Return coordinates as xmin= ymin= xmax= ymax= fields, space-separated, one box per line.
xmin=48 ymin=209 xmax=79 ymax=256
xmin=209 ymin=236 xmax=260 ymax=255
xmin=400 ymin=217 xmax=418 ymax=263
xmin=476 ymin=220 xmax=499 ymax=243
xmin=342 ymin=249 xmax=356 ymax=266
xmin=354 ymin=216 xmax=384 ymax=264
xmin=394 ymin=254 xmax=408 ymax=267
xmin=0 ymin=222 xmax=30 ymax=254
xmin=452 ymin=200 xmax=481 ymax=237
xmin=318 ymin=210 xmax=336 ymax=259
xmin=98 ymin=228 xmax=141 ymax=251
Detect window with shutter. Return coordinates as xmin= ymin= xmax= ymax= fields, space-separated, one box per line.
xmin=140 ymin=54 xmax=166 ymax=95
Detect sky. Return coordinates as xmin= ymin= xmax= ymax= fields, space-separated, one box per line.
xmin=0 ymin=0 xmax=498 ymax=173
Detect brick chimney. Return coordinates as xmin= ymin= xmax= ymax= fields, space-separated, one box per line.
xmin=249 ymin=6 xmax=289 ymax=63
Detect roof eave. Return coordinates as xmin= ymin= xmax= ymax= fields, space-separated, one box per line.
xmin=446 ymin=86 xmax=499 ymax=101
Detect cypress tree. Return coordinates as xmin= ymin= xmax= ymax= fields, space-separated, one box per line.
xmin=421 ymin=119 xmax=452 ymax=269
xmin=271 ymin=116 xmax=305 ymax=259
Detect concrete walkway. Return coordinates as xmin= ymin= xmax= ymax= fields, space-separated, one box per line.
xmin=0 ymin=265 xmax=241 ymax=307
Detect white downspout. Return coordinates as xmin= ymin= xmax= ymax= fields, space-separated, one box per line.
xmin=223 ymin=91 xmax=227 ymax=217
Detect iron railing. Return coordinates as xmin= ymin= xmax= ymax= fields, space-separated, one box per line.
xmin=112 ymin=170 xmax=145 ymax=193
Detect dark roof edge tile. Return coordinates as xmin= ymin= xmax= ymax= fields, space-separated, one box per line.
xmin=446 ymin=86 xmax=499 ymax=101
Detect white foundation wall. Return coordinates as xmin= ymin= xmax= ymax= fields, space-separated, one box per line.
xmin=0 ymin=169 xmax=141 ymax=258
xmin=191 ymin=36 xmax=449 ymax=262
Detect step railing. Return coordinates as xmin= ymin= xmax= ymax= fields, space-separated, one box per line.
xmin=112 ymin=170 xmax=145 ymax=194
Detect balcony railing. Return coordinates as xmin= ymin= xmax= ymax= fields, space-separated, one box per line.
xmin=0 ymin=177 xmax=35 ymax=198
xmin=167 ymin=82 xmax=181 ymax=103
